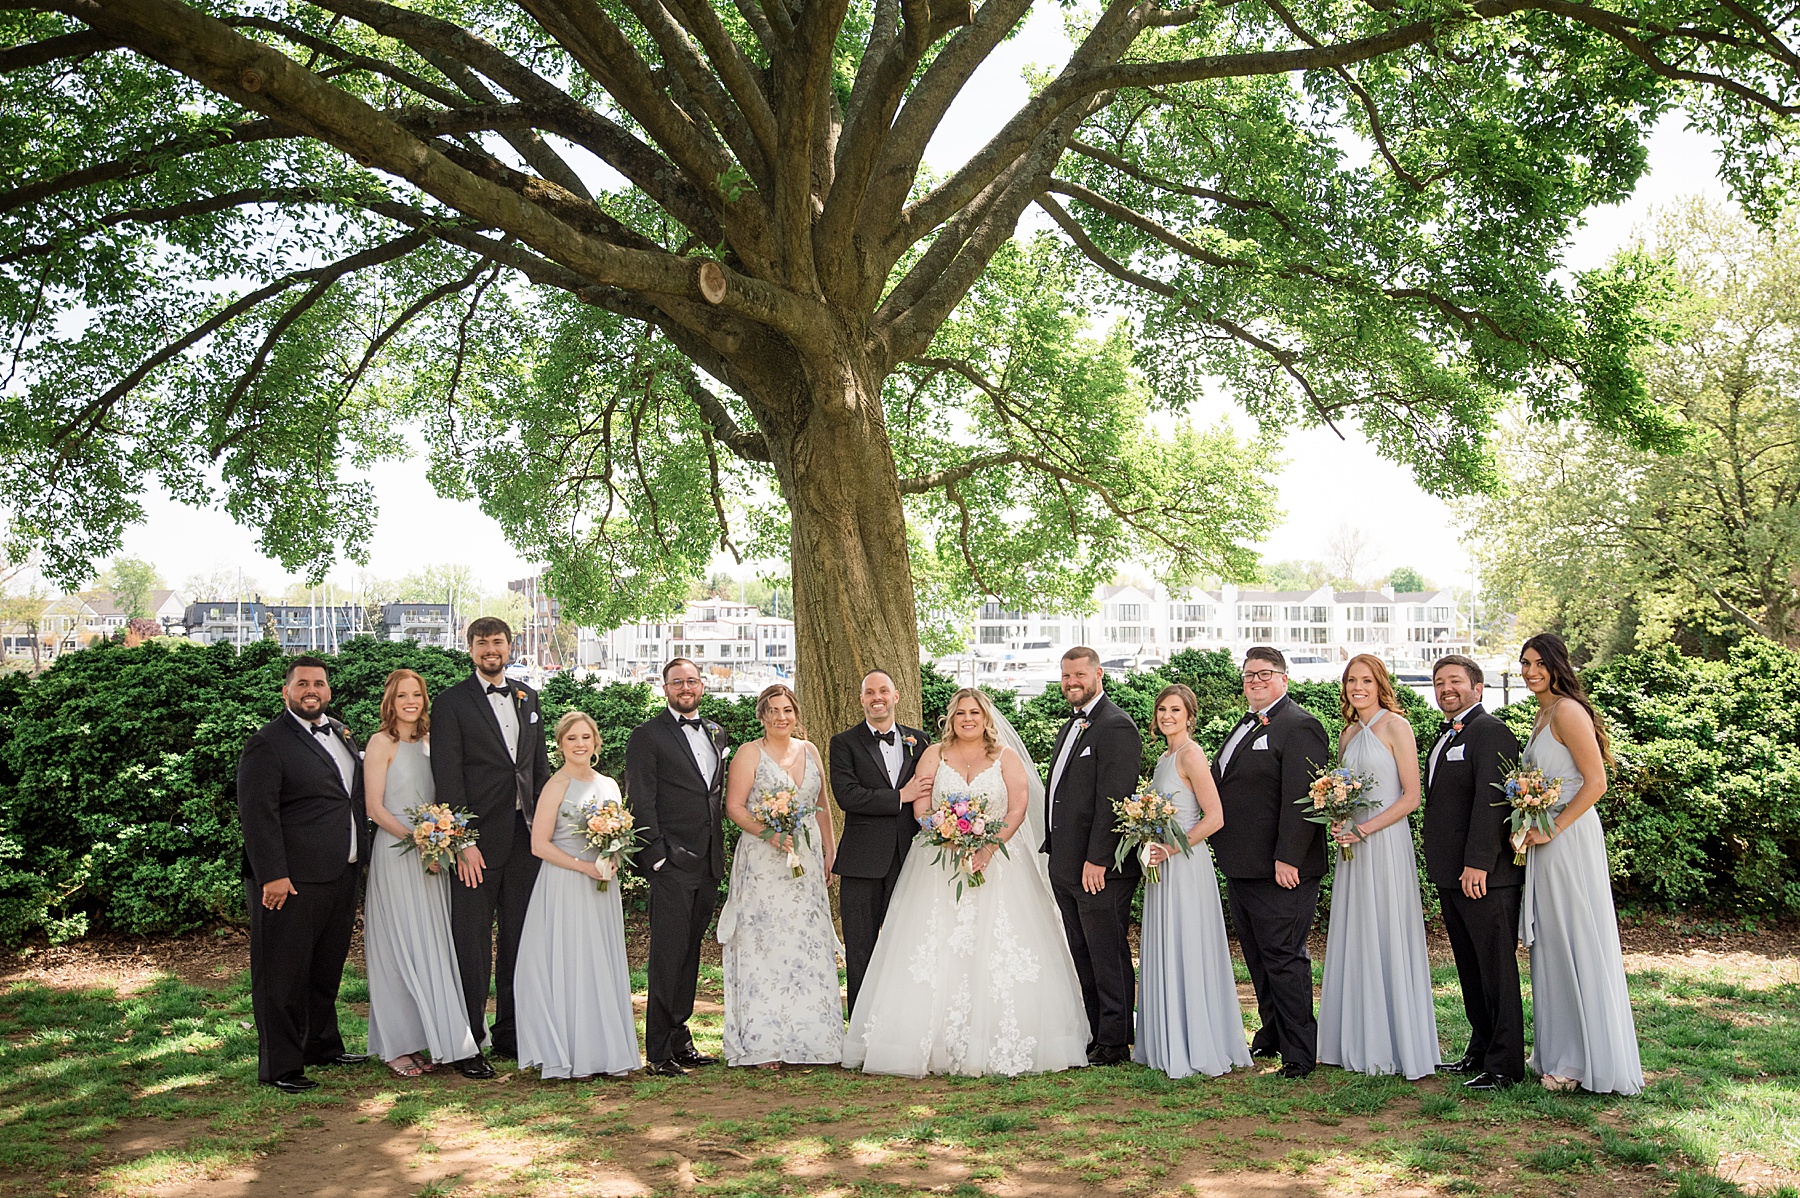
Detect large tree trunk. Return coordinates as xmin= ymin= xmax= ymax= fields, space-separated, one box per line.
xmin=764 ymin=356 xmax=927 ymax=753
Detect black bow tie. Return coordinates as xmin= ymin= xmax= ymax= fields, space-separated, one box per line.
xmin=485 ymin=683 xmax=510 ymax=697
xmin=310 ymin=723 xmax=332 ymax=737
xmin=871 ymin=728 xmax=896 ymax=745
xmin=677 ymin=716 xmax=703 ymax=731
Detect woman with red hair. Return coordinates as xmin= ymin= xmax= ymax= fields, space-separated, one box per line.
xmin=1316 ymin=655 xmax=1439 ymax=1079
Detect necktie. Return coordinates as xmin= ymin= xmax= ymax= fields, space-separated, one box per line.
xmin=678 ymin=716 xmax=703 ymax=731
xmin=872 ymin=728 xmax=895 ymax=745
xmin=485 ymin=683 xmax=510 ymax=696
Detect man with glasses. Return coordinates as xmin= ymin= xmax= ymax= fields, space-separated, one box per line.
xmin=1210 ymin=647 xmax=1330 ymax=1078
xmin=626 ymin=657 xmax=730 ymax=1075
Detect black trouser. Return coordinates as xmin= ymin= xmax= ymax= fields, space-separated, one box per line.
xmin=1227 ymin=876 xmax=1321 ymax=1069
xmin=449 ymin=811 xmax=541 ymax=1056
xmin=1051 ymin=871 xmax=1138 ymax=1048
xmin=1439 ymin=883 xmax=1526 ymax=1080
xmin=645 ymin=864 xmax=718 ymax=1063
xmin=246 ymin=868 xmax=358 ymax=1083
xmin=839 ymin=860 xmax=905 ymax=1019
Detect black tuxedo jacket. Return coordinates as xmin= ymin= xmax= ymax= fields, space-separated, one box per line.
xmin=1041 ymin=693 xmax=1143 ymax=886
xmin=1210 ymin=695 xmax=1331 ymax=881
xmin=428 ymin=674 xmax=554 ymax=864
xmin=830 ymin=722 xmax=930 ymax=879
xmin=237 ymin=711 xmax=371 ymax=884
xmin=624 ymin=708 xmax=729 ymax=882
xmin=1421 ymin=705 xmax=1524 ymax=888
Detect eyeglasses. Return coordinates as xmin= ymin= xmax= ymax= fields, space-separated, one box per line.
xmin=665 ymin=678 xmax=703 ymax=688
xmin=1241 ymin=669 xmax=1285 ymax=683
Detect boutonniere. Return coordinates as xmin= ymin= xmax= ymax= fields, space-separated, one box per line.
xmin=1257 ymin=713 xmax=1270 ymax=727
xmin=1451 ymin=720 xmax=1465 ymax=734
xmin=1076 ymin=718 xmax=1091 ymax=734
xmin=902 ymin=733 xmax=918 ymax=750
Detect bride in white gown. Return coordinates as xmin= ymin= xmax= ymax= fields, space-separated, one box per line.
xmin=842 ymin=687 xmax=1090 ymax=1077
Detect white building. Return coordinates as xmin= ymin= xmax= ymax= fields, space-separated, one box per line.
xmin=599 ymin=600 xmax=795 ymax=679
xmin=959 ymin=581 xmax=1471 ymax=683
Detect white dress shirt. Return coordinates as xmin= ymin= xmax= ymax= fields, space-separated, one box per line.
xmin=1047 ymin=697 xmax=1100 ymax=830
xmin=671 ymin=706 xmax=717 ymax=784
xmin=485 ymin=680 xmax=520 ymax=758
xmin=1428 ymin=704 xmax=1480 ymax=787
xmin=1217 ymin=698 xmax=1281 ymax=773
xmin=293 ymin=710 xmax=358 ymax=862
xmin=868 ymin=721 xmax=904 ymax=787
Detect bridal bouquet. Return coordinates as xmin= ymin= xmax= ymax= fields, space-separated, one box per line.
xmin=920 ymin=791 xmax=1008 ymax=899
xmin=397 ymin=803 xmax=478 ymax=875
xmin=1297 ymin=764 xmax=1382 ymax=861
xmin=1112 ymin=787 xmax=1190 ymax=884
xmin=749 ymin=784 xmax=814 ymax=878
xmin=1491 ymin=760 xmax=1563 ymax=865
xmin=567 ymin=790 xmax=639 ymax=891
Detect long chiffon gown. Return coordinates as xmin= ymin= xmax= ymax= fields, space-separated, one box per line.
xmin=1519 ymin=710 xmax=1643 ymax=1094
xmin=1317 ymin=710 xmax=1440 ymax=1079
xmin=842 ymin=756 xmax=1090 ymax=1077
xmin=364 ymin=739 xmax=480 ymax=1066
xmin=717 ymin=750 xmax=845 ymax=1066
xmin=514 ymin=774 xmax=641 ymax=1079
xmin=1133 ymin=751 xmax=1252 ymax=1078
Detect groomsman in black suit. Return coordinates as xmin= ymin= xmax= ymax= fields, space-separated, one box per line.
xmin=432 ymin=617 xmax=553 ymax=1076
xmin=1422 ymin=653 xmax=1526 ymax=1090
xmin=1211 ymin=646 xmax=1330 ymax=1078
xmin=626 ymin=657 xmax=730 ymax=1076
xmin=1042 ymin=646 xmax=1143 ymax=1065
xmin=830 ymin=668 xmax=933 ymax=1017
xmin=237 ymin=656 xmax=372 ymax=1092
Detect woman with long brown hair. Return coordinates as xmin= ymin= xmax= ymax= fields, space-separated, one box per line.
xmin=1315 ymin=654 xmax=1438 ymax=1079
xmin=1517 ymin=633 xmax=1641 ymax=1094
xmin=1134 ymin=684 xmax=1249 ymax=1078
xmin=363 ymin=669 xmax=479 ymax=1078
xmin=717 ymin=684 xmax=843 ymax=1068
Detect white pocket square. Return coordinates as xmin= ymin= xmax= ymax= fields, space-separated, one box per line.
xmin=1252 ymin=734 xmax=1270 ymax=750
xmin=1079 ymin=746 xmax=1093 ymax=757
xmin=529 ymin=711 xmax=540 ymax=724
xmin=1446 ymin=744 xmax=1466 ymax=761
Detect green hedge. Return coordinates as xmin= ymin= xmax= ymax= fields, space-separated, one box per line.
xmin=0 ymin=637 xmax=1795 ymax=944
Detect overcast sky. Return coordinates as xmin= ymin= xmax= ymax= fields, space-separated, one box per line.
xmin=95 ymin=9 xmax=1727 ymax=600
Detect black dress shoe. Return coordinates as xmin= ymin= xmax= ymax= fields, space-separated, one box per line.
xmin=1279 ymin=1061 xmax=1315 ymax=1079
xmin=268 ymin=1072 xmax=318 ymax=1094
xmin=1463 ymin=1071 xmax=1517 ymax=1091
xmin=1249 ymin=1045 xmax=1280 ymax=1059
xmin=1437 ymin=1052 xmax=1480 ymax=1075
xmin=645 ymin=1059 xmax=688 ymax=1077
xmin=672 ymin=1050 xmax=718 ymax=1068
xmin=315 ymin=1052 xmax=369 ymax=1067
xmin=1086 ymin=1044 xmax=1131 ymax=1066
xmin=452 ymin=1054 xmax=496 ymax=1079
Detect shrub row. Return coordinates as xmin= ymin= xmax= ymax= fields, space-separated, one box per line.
xmin=0 ymin=636 xmax=1794 ymax=944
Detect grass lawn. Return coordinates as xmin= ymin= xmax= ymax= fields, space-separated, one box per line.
xmin=2 ymin=923 xmax=1797 ymax=1198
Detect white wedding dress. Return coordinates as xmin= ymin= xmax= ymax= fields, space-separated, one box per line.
xmin=841 ymin=753 xmax=1090 ymax=1077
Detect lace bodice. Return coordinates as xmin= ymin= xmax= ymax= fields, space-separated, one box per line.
xmin=933 ymin=756 xmax=1008 ymax=823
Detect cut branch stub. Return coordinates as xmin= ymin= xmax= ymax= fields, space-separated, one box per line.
xmin=697 ymin=260 xmax=727 ymax=304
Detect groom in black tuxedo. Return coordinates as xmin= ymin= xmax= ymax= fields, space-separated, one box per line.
xmin=236 ymin=655 xmax=372 ymax=1092
xmin=432 ymin=617 xmax=553 ymax=1076
xmin=830 ymin=668 xmax=933 ymax=1017
xmin=1422 ymin=654 xmax=1525 ymax=1090
xmin=626 ymin=657 xmax=730 ymax=1075
xmin=1042 ymin=646 xmax=1143 ymax=1065
xmin=1211 ymin=646 xmax=1330 ymax=1078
